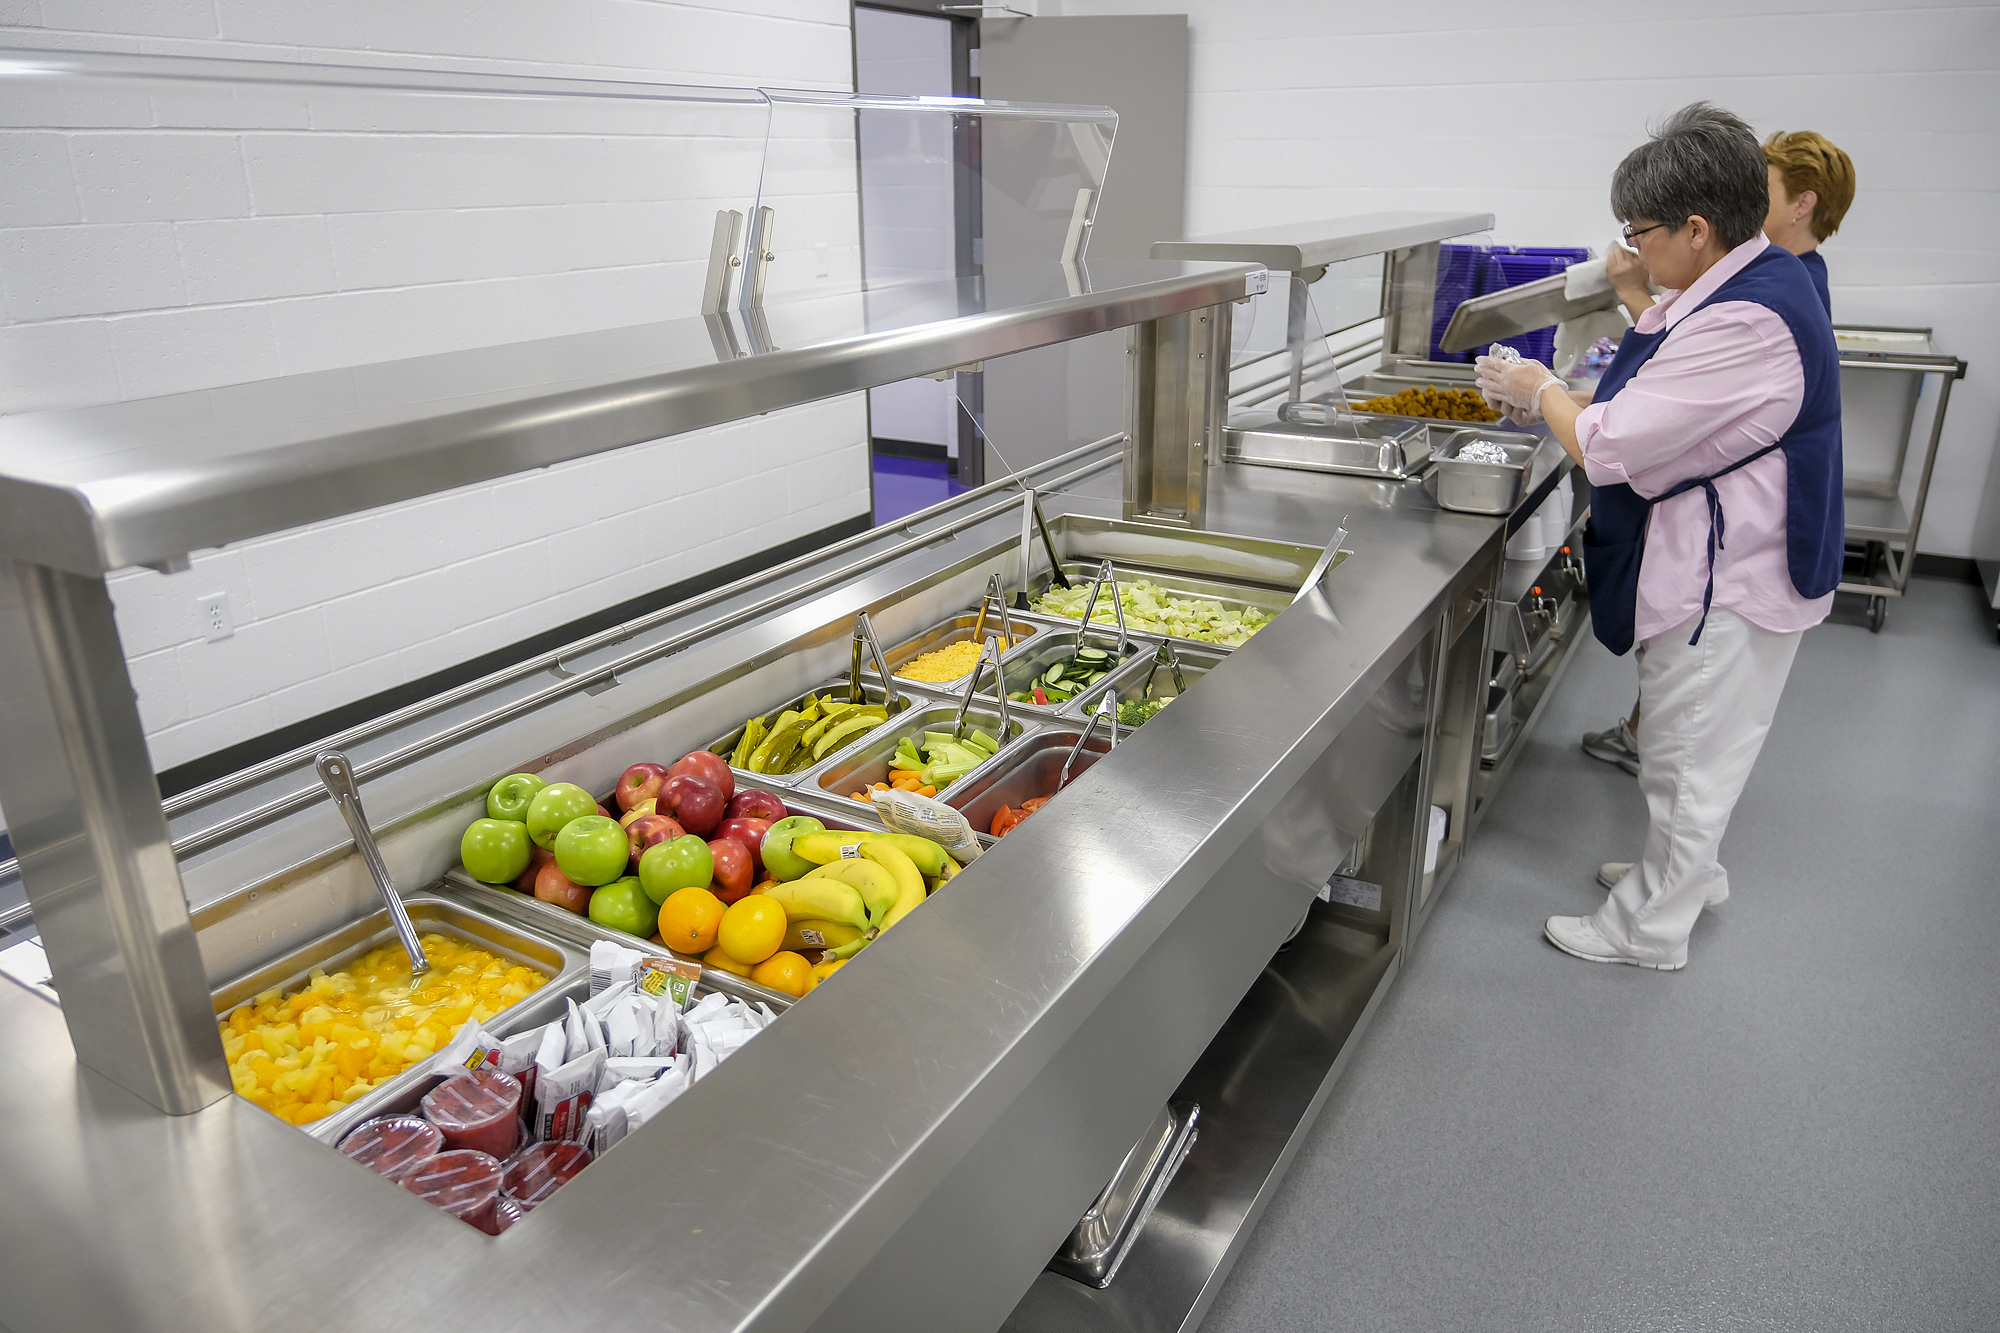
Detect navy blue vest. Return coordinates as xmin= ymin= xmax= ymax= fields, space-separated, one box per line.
xmin=1582 ymin=245 xmax=1843 ymax=655
xmin=1797 ymin=249 xmax=1831 ymax=314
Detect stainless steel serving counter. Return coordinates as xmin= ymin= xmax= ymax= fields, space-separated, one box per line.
xmin=0 ymin=434 xmax=1581 ymax=1333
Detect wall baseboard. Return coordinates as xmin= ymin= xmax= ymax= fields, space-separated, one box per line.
xmin=1911 ymin=553 xmax=1979 ymax=583
xmin=872 ymin=436 xmax=952 ymax=464
xmin=155 ymin=512 xmax=874 ymax=799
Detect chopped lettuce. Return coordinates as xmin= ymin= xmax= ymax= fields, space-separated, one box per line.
xmin=1030 ymin=578 xmax=1273 ymax=648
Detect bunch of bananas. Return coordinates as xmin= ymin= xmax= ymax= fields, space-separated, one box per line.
xmin=756 ymin=830 xmax=960 ymax=964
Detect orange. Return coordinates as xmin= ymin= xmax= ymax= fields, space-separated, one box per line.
xmin=703 ymin=944 xmax=753 ymax=978
xmin=751 ymin=951 xmax=814 ymax=997
xmin=717 ymin=895 xmax=786 ymax=965
xmin=657 ymin=886 xmax=725 ymax=955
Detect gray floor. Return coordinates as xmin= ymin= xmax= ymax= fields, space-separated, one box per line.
xmin=1201 ymin=578 xmax=2000 ymax=1333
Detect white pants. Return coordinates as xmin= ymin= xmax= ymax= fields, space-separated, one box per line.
xmin=1592 ymin=607 xmax=1804 ymax=966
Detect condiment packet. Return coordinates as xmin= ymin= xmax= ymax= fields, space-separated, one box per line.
xmin=598 ymin=1057 xmax=676 ymax=1092
xmin=563 ymin=998 xmax=606 ymax=1063
xmin=604 ymin=994 xmax=647 ymax=1059
xmin=534 ymin=1046 xmax=605 ymax=1145
xmin=583 ymin=979 xmax=634 ymax=1020
xmin=582 ymin=1093 xmax=629 ymax=1156
xmin=434 ymin=1019 xmax=505 ymax=1076
xmin=590 ymin=941 xmax=645 ymax=997
xmin=869 ymin=788 xmax=980 ymax=863
xmin=635 ymin=956 xmax=702 ymax=1012
xmin=623 ymin=1067 xmax=690 ymax=1131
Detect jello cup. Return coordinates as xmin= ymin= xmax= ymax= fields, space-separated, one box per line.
xmin=401 ymin=1149 xmax=502 ymax=1231
xmin=501 ymin=1141 xmax=593 ymax=1210
xmin=338 ymin=1115 xmax=443 ymax=1181
xmin=488 ymin=1195 xmax=525 ymax=1235
xmin=421 ymin=1069 xmax=522 ymax=1159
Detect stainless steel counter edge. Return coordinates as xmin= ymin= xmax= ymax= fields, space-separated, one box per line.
xmin=0 ymin=462 xmax=1513 ymax=1333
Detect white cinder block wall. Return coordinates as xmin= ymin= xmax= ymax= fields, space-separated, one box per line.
xmin=1059 ymin=0 xmax=2000 ymax=559
xmin=0 ymin=3 xmax=870 ymax=779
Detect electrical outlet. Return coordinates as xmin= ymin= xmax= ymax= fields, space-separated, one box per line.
xmin=198 ymin=592 xmax=233 ymax=642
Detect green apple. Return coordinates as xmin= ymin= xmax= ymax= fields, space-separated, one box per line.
xmin=553 ymin=814 xmax=629 ymax=887
xmin=460 ymin=817 xmax=532 ymax=885
xmin=637 ymin=834 xmax=714 ymax=905
xmin=487 ymin=772 xmax=547 ymax=822
xmin=760 ymin=815 xmax=826 ymax=882
xmin=587 ymin=876 xmax=656 ymax=938
xmin=525 ymin=782 xmax=596 ymax=850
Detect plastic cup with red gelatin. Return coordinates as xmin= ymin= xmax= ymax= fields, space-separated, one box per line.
xmin=339 ymin=1115 xmax=443 ymax=1181
xmin=489 ymin=1195 xmax=526 ymax=1235
xmin=401 ymin=1148 xmax=503 ymax=1231
xmin=421 ymin=1069 xmax=522 ymax=1159
xmin=501 ymin=1141 xmax=593 ymax=1211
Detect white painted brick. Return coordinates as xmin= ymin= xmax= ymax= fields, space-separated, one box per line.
xmin=322 ymin=540 xmax=554 ymax=671
xmin=638 ymin=492 xmax=726 ymax=565
xmin=175 ymin=216 xmax=339 ymax=305
xmin=143 ymin=694 xmax=275 ymax=774
xmin=264 ymin=655 xmax=407 ymax=732
xmin=365 ymin=489 xmax=503 ymax=577
xmin=0 ymin=318 xmax=122 ymax=415
xmin=70 ymin=132 xmax=251 ymax=224
xmin=174 ymin=607 xmax=331 ymax=719
xmin=241 ymin=518 xmax=391 ymax=619
xmin=267 ymin=279 xmax=530 ymax=376
xmin=546 ymin=509 xmax=650 ymax=594
xmin=108 ymin=302 xmax=282 ymax=399
xmin=786 ymin=441 xmax=867 ymax=515
xmin=0 ymin=132 xmax=82 ymax=227
xmin=38 ymin=0 xmax=218 ymax=39
xmin=126 ymin=646 xmax=190 ymax=733
xmin=0 ymin=222 xmax=185 ymax=321
xmin=107 ymin=551 xmax=258 ymax=658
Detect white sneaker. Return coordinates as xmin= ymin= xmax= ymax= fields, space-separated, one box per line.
xmin=1543 ymin=914 xmax=1685 ymax=970
xmin=1581 ymin=719 xmax=1641 ymax=775
xmin=1596 ymin=862 xmax=1728 ymax=907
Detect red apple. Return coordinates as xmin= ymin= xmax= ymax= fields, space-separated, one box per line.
xmin=626 ymin=812 xmax=686 ymax=865
xmin=533 ymin=859 xmax=592 ymax=915
xmin=616 ymin=763 xmax=668 ymax=812
xmin=708 ymin=838 xmax=753 ymax=904
xmin=725 ymin=788 xmax=788 ymax=823
xmin=658 ymin=773 xmax=725 ymax=836
xmin=513 ymin=846 xmax=555 ymax=892
xmin=670 ymin=751 xmax=734 ymax=805
xmin=714 ymin=816 xmax=771 ymax=877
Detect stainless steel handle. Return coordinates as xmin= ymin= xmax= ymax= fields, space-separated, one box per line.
xmin=851 ymin=612 xmax=898 ymax=710
xmin=314 ymin=751 xmax=430 ymax=975
xmin=1077 ymin=560 xmax=1129 ymax=657
xmin=1292 ymin=516 xmax=1349 ymax=605
xmin=1059 ymin=691 xmax=1116 ymax=791
xmin=984 ymin=633 xmax=1011 ymax=743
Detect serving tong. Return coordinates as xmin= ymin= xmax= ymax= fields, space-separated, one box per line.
xmin=1290 ymin=515 xmax=1350 ymax=606
xmin=1075 ymin=559 xmax=1132 ymax=658
xmin=314 ymin=750 xmax=431 ymax=976
xmin=1057 ymin=691 xmax=1119 ymax=792
xmin=970 ymin=573 xmax=1020 ymax=655
xmin=1015 ymin=488 xmax=1071 ymax=610
xmin=951 ymin=632 xmax=1011 ymax=744
xmin=849 ymin=611 xmax=901 ymax=711
xmin=1140 ymin=639 xmax=1188 ymax=701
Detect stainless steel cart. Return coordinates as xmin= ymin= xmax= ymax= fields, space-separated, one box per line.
xmin=1832 ymin=325 xmax=1968 ymax=631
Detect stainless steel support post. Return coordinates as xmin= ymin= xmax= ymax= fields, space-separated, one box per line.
xmin=1123 ymin=301 xmax=1231 ymax=528
xmin=0 ymin=560 xmax=228 ymax=1115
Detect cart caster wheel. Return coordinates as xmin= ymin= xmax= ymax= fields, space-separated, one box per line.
xmin=1869 ymin=596 xmax=1886 ymax=633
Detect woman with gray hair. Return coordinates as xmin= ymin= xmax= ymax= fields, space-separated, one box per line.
xmin=1476 ymin=102 xmax=1843 ymax=970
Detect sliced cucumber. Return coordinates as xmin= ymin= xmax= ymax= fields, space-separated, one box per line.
xmin=1043 ymin=665 xmax=1067 ymax=686
xmin=1076 ymin=647 xmax=1109 ymax=662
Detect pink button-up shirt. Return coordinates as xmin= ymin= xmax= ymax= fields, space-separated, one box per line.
xmin=1574 ymin=233 xmax=1834 ymax=643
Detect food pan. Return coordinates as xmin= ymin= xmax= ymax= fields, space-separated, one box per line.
xmin=859 ymin=611 xmax=1040 ymax=689
xmin=812 ymin=704 xmax=1030 ymax=810
xmin=705 ymin=679 xmax=919 ymax=788
xmin=1062 ymin=641 xmax=1229 ymax=724
xmin=1422 ymin=430 xmax=1542 ymax=516
xmin=1021 ymin=565 xmax=1286 ymax=650
xmin=1223 ymin=408 xmax=1432 ymax=480
xmin=946 ymin=727 xmax=1116 ymax=835
xmin=208 ymin=890 xmax=591 ymax=1146
xmin=984 ymin=632 xmax=1155 ymax=713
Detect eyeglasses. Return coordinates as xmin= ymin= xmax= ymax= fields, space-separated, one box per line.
xmin=1621 ymin=221 xmax=1671 ymax=243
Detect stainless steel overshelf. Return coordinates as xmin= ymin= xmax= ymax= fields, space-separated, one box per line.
xmin=0 ymin=457 xmax=1510 ymax=1333
xmin=1151 ymin=211 xmax=1495 ymax=271
xmin=0 ymin=258 xmax=1256 ymax=577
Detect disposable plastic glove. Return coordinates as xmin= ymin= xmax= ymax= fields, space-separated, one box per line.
xmin=1475 ymin=353 xmax=1563 ymax=414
